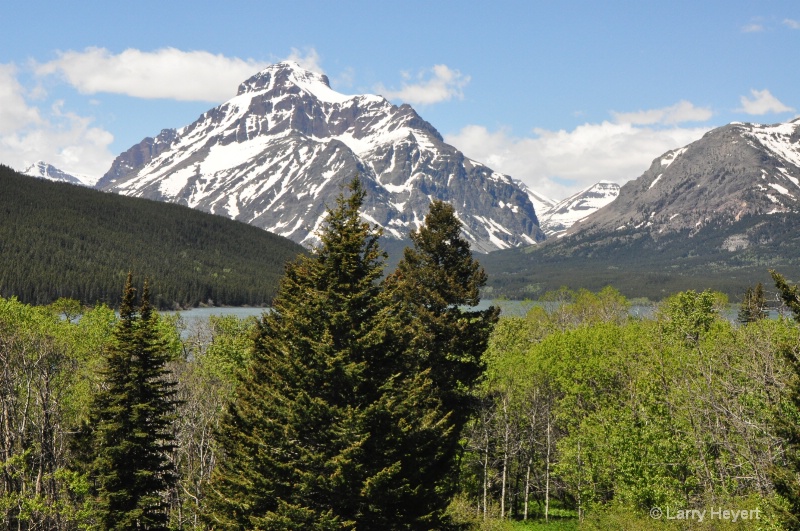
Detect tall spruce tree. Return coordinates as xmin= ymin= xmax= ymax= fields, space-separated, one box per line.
xmin=82 ymin=274 xmax=178 ymax=529
xmin=203 ymin=178 xmax=393 ymax=529
xmin=383 ymin=200 xmax=500 ymax=525
xmin=203 ymin=188 xmax=498 ymax=529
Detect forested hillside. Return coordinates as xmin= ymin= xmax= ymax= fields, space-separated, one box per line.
xmin=0 ymin=164 xmax=304 ymax=308
xmin=482 ymin=213 xmax=800 ymax=300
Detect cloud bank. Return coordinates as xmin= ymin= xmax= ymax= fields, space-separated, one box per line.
xmin=0 ymin=62 xmax=115 ymax=182
xmin=376 ymin=65 xmax=470 ymax=105
xmin=610 ymin=100 xmax=712 ymax=126
xmin=445 ymin=101 xmax=712 ymax=200
xmin=737 ymin=89 xmax=795 ymax=115
xmin=35 ymin=47 xmax=268 ymax=102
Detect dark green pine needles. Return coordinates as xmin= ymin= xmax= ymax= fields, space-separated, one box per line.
xmin=203 ymin=178 xmax=498 ymax=530
xmin=79 ymin=274 xmax=179 ymax=530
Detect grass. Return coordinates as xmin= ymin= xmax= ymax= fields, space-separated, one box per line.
xmin=505 ymin=519 xmax=579 ymax=530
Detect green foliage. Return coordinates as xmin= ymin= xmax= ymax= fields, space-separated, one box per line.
xmin=0 ymin=164 xmax=303 ymax=308
xmin=204 ymin=186 xmax=498 ymax=529
xmin=769 ymin=271 xmax=800 ymax=528
xmin=80 ymin=275 xmax=179 ymax=529
xmin=772 ymin=270 xmax=800 ymax=322
xmin=658 ymin=289 xmax=723 ymax=344
xmin=384 ymin=200 xmax=500 ymax=523
xmin=464 ymin=287 xmax=800 ymax=529
xmin=165 ymin=313 xmax=257 ymax=529
xmin=1 ymin=298 xmax=82 ymax=528
xmin=203 ymin=178 xmax=391 ymax=528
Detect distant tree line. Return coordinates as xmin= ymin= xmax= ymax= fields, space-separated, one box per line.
xmin=0 ymin=164 xmax=303 ymax=309
xmin=481 ymin=213 xmax=800 ymax=301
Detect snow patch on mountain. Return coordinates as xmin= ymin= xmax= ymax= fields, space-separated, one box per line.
xmin=567 ymin=119 xmax=800 ymax=239
xmin=22 ymin=161 xmax=95 ymax=186
xmin=538 ymin=181 xmax=620 ymax=236
xmin=512 ymin=179 xmax=556 ymax=216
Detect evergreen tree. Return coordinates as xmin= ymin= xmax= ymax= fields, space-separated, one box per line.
xmin=203 ymin=178 xmax=392 ymax=529
xmin=82 ymin=274 xmax=178 ymax=529
xmin=738 ymin=282 xmax=768 ymax=324
xmin=773 ymin=270 xmax=800 ymax=321
xmin=204 ymin=189 xmax=499 ymax=529
xmin=382 ymin=200 xmax=500 ymax=525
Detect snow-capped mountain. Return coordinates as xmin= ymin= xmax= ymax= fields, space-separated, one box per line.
xmin=538 ymin=181 xmax=620 ymax=236
xmin=23 ymin=161 xmax=90 ymax=186
xmin=97 ymin=62 xmax=544 ymax=252
xmin=573 ymin=119 xmax=800 ymax=237
xmin=481 ymin=119 xmax=800 ymax=300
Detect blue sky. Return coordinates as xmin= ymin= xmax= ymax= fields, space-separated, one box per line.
xmin=1 ymin=0 xmax=798 ymax=199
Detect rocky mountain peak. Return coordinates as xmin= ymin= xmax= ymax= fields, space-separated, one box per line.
xmin=97 ymin=62 xmax=544 ymax=252
xmin=236 ymin=62 xmax=339 ymax=101
xmin=568 ymin=119 xmax=800 ymax=238
xmin=539 ymin=181 xmax=620 ymax=236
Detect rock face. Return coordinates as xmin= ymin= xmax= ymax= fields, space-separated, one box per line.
xmin=97 ymin=62 xmax=544 ymax=252
xmin=572 ymin=119 xmax=800 ymax=238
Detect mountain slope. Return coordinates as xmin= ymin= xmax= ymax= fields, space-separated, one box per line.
xmin=538 ymin=181 xmax=620 ymax=236
xmin=0 ymin=164 xmax=303 ymax=308
xmin=97 ymin=62 xmax=544 ymax=253
xmin=482 ymin=119 xmax=800 ymax=299
xmin=572 ymin=120 xmax=800 ymax=237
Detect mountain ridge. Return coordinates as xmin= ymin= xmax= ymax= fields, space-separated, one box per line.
xmin=97 ymin=62 xmax=544 ymax=252
xmin=481 ymin=118 xmax=800 ymax=299
xmin=571 ymin=119 xmax=800 ymax=238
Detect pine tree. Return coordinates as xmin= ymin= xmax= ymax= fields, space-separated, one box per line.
xmin=738 ymin=282 xmax=768 ymax=324
xmin=203 ymin=189 xmax=499 ymax=529
xmin=382 ymin=200 xmax=500 ymax=525
xmin=83 ymin=274 xmax=178 ymax=529
xmin=203 ymin=178 xmax=392 ymax=529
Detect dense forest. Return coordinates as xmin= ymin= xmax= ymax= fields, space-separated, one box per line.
xmin=4 ymin=177 xmax=800 ymax=529
xmin=0 ymin=164 xmax=304 ymax=308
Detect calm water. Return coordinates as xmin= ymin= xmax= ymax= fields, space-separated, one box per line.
xmin=166 ymin=300 xmax=532 ymax=324
xmin=165 ymin=301 xmax=785 ymax=325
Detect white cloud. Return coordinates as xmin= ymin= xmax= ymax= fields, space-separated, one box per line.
xmin=0 ymin=64 xmax=42 ymax=134
xmin=0 ymin=62 xmax=115 ymax=182
xmin=445 ymin=120 xmax=708 ymax=201
xmin=741 ymin=23 xmax=764 ymax=33
xmin=737 ymin=89 xmax=795 ymax=115
xmin=611 ymin=100 xmax=712 ymax=125
xmin=284 ymin=47 xmax=324 ymax=74
xmin=35 ymin=47 xmax=267 ymax=102
xmin=784 ymin=18 xmax=800 ymax=30
xmin=375 ymin=64 xmax=470 ymax=105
